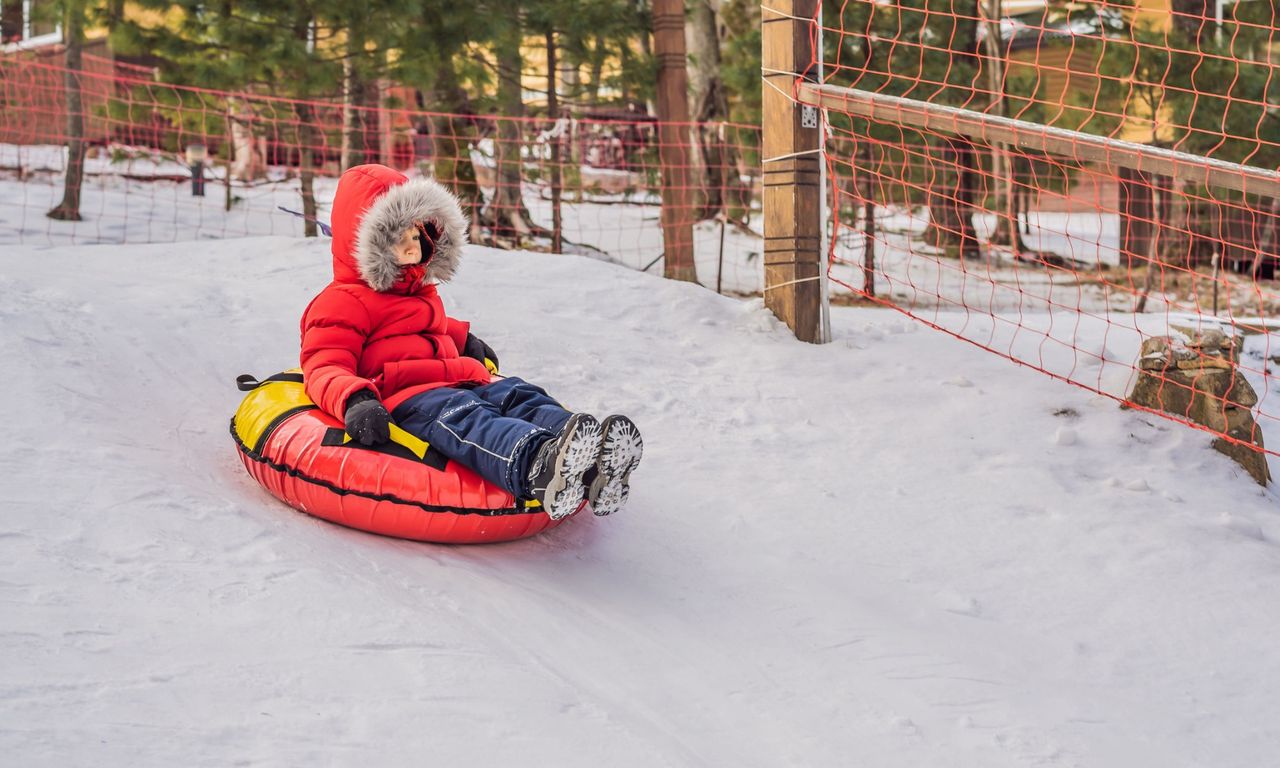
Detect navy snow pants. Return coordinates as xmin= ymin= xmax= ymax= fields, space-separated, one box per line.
xmin=392 ymin=376 xmax=574 ymax=498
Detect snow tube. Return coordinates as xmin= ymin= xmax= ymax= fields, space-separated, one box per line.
xmin=230 ymin=371 xmax=577 ymax=544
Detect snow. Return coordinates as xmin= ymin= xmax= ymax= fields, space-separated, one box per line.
xmin=829 ymin=207 xmax=1135 ymax=315
xmin=10 ymin=142 xmax=1123 ymax=306
xmin=4 ymin=232 xmax=1280 ymax=767
xmin=2 ymin=145 xmax=768 ymax=296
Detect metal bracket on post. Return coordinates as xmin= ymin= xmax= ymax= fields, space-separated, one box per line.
xmin=801 ymin=104 xmax=819 ymax=130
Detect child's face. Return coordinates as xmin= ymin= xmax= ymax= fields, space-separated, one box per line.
xmin=392 ymin=226 xmax=422 ymax=265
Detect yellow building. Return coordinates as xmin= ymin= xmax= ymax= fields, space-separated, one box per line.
xmin=997 ymin=0 xmax=1269 ymax=144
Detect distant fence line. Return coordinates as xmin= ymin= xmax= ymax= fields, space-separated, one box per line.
xmin=0 ymin=53 xmax=770 ymax=293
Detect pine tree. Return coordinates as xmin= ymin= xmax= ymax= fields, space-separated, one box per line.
xmin=112 ymin=1 xmax=418 ymax=233
xmin=384 ymin=0 xmax=488 ymax=242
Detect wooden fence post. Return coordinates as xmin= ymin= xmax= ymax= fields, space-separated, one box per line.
xmin=762 ymin=0 xmax=823 ymax=342
xmin=653 ymin=0 xmax=697 ymax=282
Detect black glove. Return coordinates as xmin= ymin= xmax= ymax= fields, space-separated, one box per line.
xmin=463 ymin=332 xmax=499 ymax=372
xmin=344 ymin=390 xmax=392 ymax=446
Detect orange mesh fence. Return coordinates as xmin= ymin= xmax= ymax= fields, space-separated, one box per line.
xmin=0 ymin=54 xmax=765 ymax=293
xmin=807 ymin=0 xmax=1280 ymax=463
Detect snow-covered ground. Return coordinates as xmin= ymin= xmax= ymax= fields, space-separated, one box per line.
xmin=2 ymin=145 xmax=768 ymax=295
xmin=3 ymin=234 xmax=1280 ymax=767
xmin=25 ymin=141 xmax=1263 ymax=320
xmin=7 ymin=143 xmax=1157 ymax=307
xmin=830 ymin=207 xmax=1154 ymax=315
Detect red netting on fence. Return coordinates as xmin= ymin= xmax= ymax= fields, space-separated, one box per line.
xmin=807 ymin=0 xmax=1280 ymax=469
xmin=0 ymin=53 xmax=765 ymax=294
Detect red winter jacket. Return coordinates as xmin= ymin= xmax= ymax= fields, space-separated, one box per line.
xmin=300 ymin=164 xmax=490 ymax=419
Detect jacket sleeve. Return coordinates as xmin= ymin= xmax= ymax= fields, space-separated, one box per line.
xmin=301 ymin=288 xmax=379 ymax=420
xmin=444 ymin=315 xmax=471 ymax=353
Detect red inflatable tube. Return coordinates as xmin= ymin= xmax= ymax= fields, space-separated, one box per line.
xmin=232 ymin=405 xmax=572 ymax=545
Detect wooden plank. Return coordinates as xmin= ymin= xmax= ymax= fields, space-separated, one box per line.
xmin=798 ymin=82 xmax=1280 ymax=200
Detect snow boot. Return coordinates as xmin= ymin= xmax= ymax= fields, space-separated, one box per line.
xmin=587 ymin=415 xmax=643 ymax=516
xmin=526 ymin=413 xmax=603 ymax=520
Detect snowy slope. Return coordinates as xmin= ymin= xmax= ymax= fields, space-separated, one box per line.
xmin=2 ymin=238 xmax=1279 ymax=767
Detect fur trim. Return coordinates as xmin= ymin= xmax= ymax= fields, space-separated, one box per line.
xmin=354 ymin=178 xmax=469 ymax=291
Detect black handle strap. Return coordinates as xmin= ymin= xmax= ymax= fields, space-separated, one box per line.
xmin=236 ymin=372 xmax=305 ymax=392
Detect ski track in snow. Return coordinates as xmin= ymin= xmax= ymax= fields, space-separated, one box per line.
xmin=2 ymin=237 xmax=1280 ymax=767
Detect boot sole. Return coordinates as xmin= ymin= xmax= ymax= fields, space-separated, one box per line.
xmin=588 ymin=416 xmax=643 ymax=516
xmin=543 ymin=414 xmax=603 ymax=521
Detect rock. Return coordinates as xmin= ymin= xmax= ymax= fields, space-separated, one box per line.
xmin=1128 ymin=365 xmax=1258 ymax=423
xmin=1175 ymin=356 xmax=1234 ymax=370
xmin=1128 ymin=333 xmax=1268 ymax=487
xmin=1170 ymin=325 xmax=1242 ymax=364
xmin=1190 ymin=368 xmax=1258 ymax=409
xmin=1137 ymin=336 xmax=1189 ymax=371
xmin=1213 ymin=433 xmax=1271 ymax=486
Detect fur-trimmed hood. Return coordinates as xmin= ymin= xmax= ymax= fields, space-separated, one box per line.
xmin=329 ymin=164 xmax=468 ymax=291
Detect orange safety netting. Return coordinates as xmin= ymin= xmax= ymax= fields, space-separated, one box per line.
xmin=807 ymin=0 xmax=1280 ymax=463
xmin=1 ymin=53 xmax=764 ymax=293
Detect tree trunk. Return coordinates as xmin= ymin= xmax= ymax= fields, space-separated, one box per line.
xmin=1119 ymin=165 xmax=1154 ymax=277
xmin=919 ymin=3 xmax=980 ymax=259
xmin=686 ymin=0 xmax=720 ymax=116
xmin=653 ymin=0 xmax=697 ymax=282
xmin=547 ymin=29 xmax=563 ymax=253
xmin=47 ymin=2 xmax=86 ymax=222
xmin=228 ymin=98 xmax=267 ymax=181
xmin=341 ymin=26 xmax=376 ymax=171
xmin=431 ymin=66 xmax=484 ymax=243
xmin=1017 ymin=159 xmax=1031 ymax=235
xmin=294 ymin=101 xmax=319 ymax=237
xmin=1135 ymin=183 xmax=1162 ymax=312
xmin=559 ymin=30 xmax=583 ymax=103
xmin=619 ymin=42 xmax=632 ymax=104
xmin=687 ymin=0 xmax=731 ymax=220
xmin=290 ymin=17 xmax=318 ymax=236
xmin=223 ymin=105 xmax=234 ymax=212
xmin=978 ymin=0 xmax=1025 ymax=252
xmin=342 ymin=56 xmax=362 ymax=170
xmin=1260 ymin=197 xmax=1280 ymax=282
xmin=486 ymin=14 xmax=541 ymax=245
xmin=924 ymin=138 xmax=979 ymax=259
xmin=637 ymin=17 xmax=657 ymax=116
xmin=696 ymin=124 xmax=732 ymax=220
xmin=586 ymin=33 xmax=607 ymax=106
xmin=861 ymin=145 xmax=877 ymax=297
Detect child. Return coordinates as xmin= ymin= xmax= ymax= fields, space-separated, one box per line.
xmin=300 ymin=164 xmax=643 ymax=520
